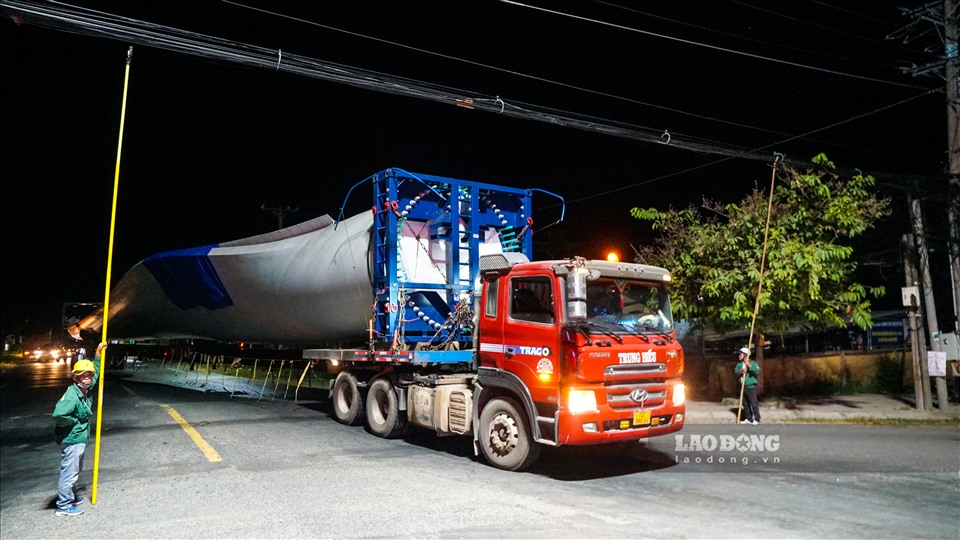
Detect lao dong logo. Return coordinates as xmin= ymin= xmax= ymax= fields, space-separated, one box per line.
xmin=675 ymin=433 xmax=781 ymax=453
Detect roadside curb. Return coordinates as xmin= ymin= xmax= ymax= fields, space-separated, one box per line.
xmin=685 ymin=395 xmax=960 ymax=425
xmin=119 ymin=365 xmax=959 ymax=425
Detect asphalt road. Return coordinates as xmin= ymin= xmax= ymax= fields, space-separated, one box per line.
xmin=1 ymin=361 xmax=957 ymax=539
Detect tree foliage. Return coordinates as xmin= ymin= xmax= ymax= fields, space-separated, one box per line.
xmin=630 ymin=154 xmax=890 ymax=336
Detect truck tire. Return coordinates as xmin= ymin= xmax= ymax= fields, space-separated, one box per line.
xmin=332 ymin=371 xmax=366 ymax=426
xmin=478 ymin=397 xmax=541 ymax=471
xmin=365 ymin=378 xmax=406 ymax=438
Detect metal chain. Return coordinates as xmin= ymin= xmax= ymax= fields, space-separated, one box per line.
xmin=423 ymin=296 xmax=474 ymax=350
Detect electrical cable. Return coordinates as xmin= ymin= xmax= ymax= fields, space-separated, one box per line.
xmin=2 ymin=0 xmax=815 ymax=167
xmin=235 ymin=0 xmax=931 ymax=165
xmin=812 ymin=0 xmax=922 ymax=28
xmin=223 ymin=0 xmax=815 ymax=140
xmin=734 ymin=0 xmax=931 ymax=54
xmin=501 ymin=0 xmax=934 ymax=90
xmin=553 ymin=87 xmax=939 ymax=208
xmin=3 ymin=0 xmax=943 ymax=206
xmin=595 ymin=0 xmax=935 ymax=68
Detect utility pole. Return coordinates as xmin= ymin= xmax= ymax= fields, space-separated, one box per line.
xmin=945 ymin=0 xmax=960 ymax=332
xmin=899 ymin=0 xmax=958 ymax=410
xmin=261 ymin=204 xmax=300 ymax=230
xmin=903 ymin=234 xmax=931 ymax=410
xmin=941 ymin=0 xmax=957 ymax=409
xmin=947 ymin=0 xmax=958 ymax=177
xmin=950 ymin=179 xmax=960 ymax=332
xmin=909 ymin=196 xmax=950 ymax=410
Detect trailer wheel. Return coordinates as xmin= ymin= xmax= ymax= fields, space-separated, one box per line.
xmin=332 ymin=371 xmax=366 ymax=426
xmin=478 ymin=397 xmax=541 ymax=471
xmin=365 ymin=378 xmax=406 ymax=438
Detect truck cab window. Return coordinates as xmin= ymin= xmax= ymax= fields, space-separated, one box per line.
xmin=485 ymin=277 xmax=499 ymax=318
xmin=510 ymin=276 xmax=554 ymax=324
xmin=585 ymin=279 xmax=674 ymax=333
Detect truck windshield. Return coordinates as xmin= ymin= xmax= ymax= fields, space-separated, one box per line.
xmin=583 ymin=278 xmax=674 ymax=335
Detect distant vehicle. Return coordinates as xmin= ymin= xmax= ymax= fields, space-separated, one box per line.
xmin=25 ymin=343 xmax=73 ymax=363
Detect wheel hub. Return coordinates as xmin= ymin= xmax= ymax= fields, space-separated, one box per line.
xmin=487 ymin=413 xmax=519 ymax=456
xmin=335 ymin=385 xmax=351 ymax=411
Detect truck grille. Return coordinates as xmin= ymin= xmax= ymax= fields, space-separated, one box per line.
xmin=603 ymin=363 xmax=668 ymax=410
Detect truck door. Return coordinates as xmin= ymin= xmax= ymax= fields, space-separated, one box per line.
xmin=478 ymin=274 xmax=560 ymax=390
xmin=478 ymin=276 xmax=505 ymax=368
xmin=477 ymin=273 xmax=562 ymax=448
xmin=501 ymin=275 xmax=560 ymax=406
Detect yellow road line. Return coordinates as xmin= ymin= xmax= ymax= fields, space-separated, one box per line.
xmin=159 ymin=404 xmax=223 ymax=462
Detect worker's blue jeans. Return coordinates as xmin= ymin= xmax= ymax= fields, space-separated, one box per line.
xmin=57 ymin=443 xmax=85 ymax=509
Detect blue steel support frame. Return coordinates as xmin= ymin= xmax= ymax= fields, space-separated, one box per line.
xmin=370 ymin=168 xmax=532 ymax=348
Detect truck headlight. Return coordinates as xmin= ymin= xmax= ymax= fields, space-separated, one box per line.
xmin=672 ymin=383 xmax=685 ymax=406
xmin=568 ymin=389 xmax=597 ymax=413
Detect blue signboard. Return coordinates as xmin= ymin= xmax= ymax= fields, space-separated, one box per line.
xmin=869 ymin=320 xmax=906 ymax=349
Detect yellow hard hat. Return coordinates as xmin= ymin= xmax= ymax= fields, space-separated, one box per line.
xmin=72 ymin=359 xmax=96 ymax=374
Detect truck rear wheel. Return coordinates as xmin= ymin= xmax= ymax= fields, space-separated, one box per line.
xmin=332 ymin=371 xmax=366 ymax=426
xmin=365 ymin=378 xmax=406 ymax=438
xmin=478 ymin=397 xmax=541 ymax=471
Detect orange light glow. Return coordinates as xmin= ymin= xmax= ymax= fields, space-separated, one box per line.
xmin=606 ymin=252 xmax=619 ymax=262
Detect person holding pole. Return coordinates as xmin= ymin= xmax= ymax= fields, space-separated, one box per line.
xmin=735 ymin=347 xmax=761 ymax=425
xmin=52 ymin=342 xmax=106 ymax=516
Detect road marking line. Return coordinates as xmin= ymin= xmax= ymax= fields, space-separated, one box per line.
xmin=159 ymin=403 xmax=223 ymax=462
xmin=120 ymin=384 xmax=137 ymax=396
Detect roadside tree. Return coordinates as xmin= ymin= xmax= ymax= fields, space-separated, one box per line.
xmin=630 ymin=154 xmax=890 ymax=391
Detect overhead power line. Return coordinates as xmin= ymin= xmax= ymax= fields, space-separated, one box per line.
xmin=0 ymin=0 xmax=941 ymax=185
xmin=734 ymin=0 xmax=926 ymax=54
xmin=229 ymin=0 xmax=938 ymax=166
xmin=559 ymin=87 xmax=939 ymax=207
xmin=811 ymin=1 xmax=913 ymax=28
xmin=595 ymin=0 xmax=927 ymax=69
xmin=224 ymin=0 xmax=800 ymax=140
xmin=2 ymin=0 xmax=809 ymax=167
xmin=501 ymin=0 xmax=933 ymax=90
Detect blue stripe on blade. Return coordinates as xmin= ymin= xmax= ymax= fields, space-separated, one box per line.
xmin=143 ymin=246 xmax=233 ymax=310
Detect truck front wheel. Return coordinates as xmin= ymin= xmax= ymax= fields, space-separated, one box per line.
xmin=365 ymin=378 xmax=406 ymax=438
xmin=478 ymin=397 xmax=541 ymax=471
xmin=332 ymin=371 xmax=366 ymax=426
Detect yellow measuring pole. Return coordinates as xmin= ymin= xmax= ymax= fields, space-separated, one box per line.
xmin=92 ymin=46 xmax=134 ymax=505
xmin=736 ymin=155 xmax=779 ymax=424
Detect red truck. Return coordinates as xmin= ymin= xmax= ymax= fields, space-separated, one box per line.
xmin=312 ymin=251 xmax=686 ymax=471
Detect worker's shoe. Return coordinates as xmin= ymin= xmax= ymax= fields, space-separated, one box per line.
xmin=73 ymin=497 xmax=84 ymax=505
xmin=55 ymin=505 xmax=84 ymax=517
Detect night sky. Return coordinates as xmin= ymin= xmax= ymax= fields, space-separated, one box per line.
xmin=1 ymin=0 xmax=952 ymax=338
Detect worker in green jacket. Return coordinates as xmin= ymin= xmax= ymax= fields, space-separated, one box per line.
xmin=735 ymin=347 xmax=761 ymax=425
xmin=52 ymin=342 xmax=106 ymax=517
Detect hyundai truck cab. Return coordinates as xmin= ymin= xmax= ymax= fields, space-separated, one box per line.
xmin=475 ymin=254 xmax=685 ymax=469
